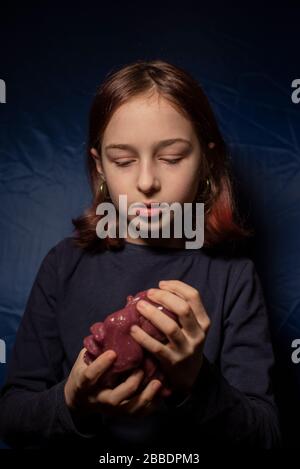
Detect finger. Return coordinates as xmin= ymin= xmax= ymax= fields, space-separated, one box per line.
xmin=136 ymin=299 xmax=187 ymax=349
xmin=131 ymin=394 xmax=162 ymax=418
xmin=97 ymin=369 xmax=145 ymax=406
xmin=80 ymin=349 xmax=117 ymax=388
xmin=130 ymin=324 xmax=173 ymax=363
xmin=77 ymin=347 xmax=97 ymax=377
xmin=158 ymin=280 xmax=211 ymax=333
xmin=77 ymin=348 xmax=90 ymax=372
xmin=121 ymin=379 xmax=163 ymax=416
xmin=146 ymin=288 xmax=202 ymax=338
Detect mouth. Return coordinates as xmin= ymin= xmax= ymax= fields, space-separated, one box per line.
xmin=136 ymin=207 xmax=162 ymax=218
xmin=130 ymin=201 xmax=172 ymax=222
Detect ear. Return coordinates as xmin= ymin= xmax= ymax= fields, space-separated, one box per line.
xmin=90 ymin=147 xmax=104 ymax=177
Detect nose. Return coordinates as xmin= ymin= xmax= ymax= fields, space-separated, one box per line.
xmin=136 ymin=163 xmax=161 ymax=194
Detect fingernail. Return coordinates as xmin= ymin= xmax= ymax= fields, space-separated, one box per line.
xmin=138 ymin=300 xmax=147 ymax=307
xmin=152 ymin=381 xmax=161 ymax=390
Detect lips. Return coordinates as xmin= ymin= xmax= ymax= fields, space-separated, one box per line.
xmin=133 ymin=201 xmax=161 ymax=208
xmin=136 ymin=207 xmax=162 ymax=217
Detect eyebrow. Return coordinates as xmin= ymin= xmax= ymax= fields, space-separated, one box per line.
xmin=104 ymin=138 xmax=192 ymax=152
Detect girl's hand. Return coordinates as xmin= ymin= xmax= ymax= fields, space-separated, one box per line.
xmin=130 ymin=280 xmax=211 ymax=394
xmin=64 ymin=348 xmax=163 ymax=419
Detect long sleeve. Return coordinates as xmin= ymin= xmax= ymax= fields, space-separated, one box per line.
xmin=165 ymin=260 xmax=282 ymax=448
xmin=0 ymin=238 xmax=282 ymax=449
xmin=0 ymin=246 xmax=101 ymax=449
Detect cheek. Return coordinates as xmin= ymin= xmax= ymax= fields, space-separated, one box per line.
xmin=174 ymin=187 xmax=197 ymax=204
xmin=106 ymin=175 xmax=131 ymax=199
xmin=168 ymin=172 xmax=199 ymax=202
xmin=106 ymin=180 xmax=135 ymax=213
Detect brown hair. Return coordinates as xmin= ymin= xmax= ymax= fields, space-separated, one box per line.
xmin=72 ymin=59 xmax=253 ymax=252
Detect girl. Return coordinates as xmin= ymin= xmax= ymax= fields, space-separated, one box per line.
xmin=0 ymin=60 xmax=281 ymax=450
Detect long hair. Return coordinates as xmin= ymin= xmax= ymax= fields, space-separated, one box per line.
xmin=72 ymin=59 xmax=253 ymax=252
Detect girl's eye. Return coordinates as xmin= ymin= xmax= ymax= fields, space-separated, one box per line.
xmin=161 ymin=158 xmax=182 ymax=165
xmin=114 ymin=158 xmax=183 ymax=167
xmin=115 ymin=161 xmax=134 ymax=167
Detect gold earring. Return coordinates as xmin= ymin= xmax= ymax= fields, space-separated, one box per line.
xmin=195 ymin=178 xmax=211 ymax=203
xmin=98 ymin=179 xmax=109 ymax=199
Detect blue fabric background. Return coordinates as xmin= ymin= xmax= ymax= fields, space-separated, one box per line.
xmin=0 ymin=2 xmax=299 ymax=447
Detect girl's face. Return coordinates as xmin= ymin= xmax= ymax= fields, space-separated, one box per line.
xmin=91 ymin=91 xmax=203 ymax=247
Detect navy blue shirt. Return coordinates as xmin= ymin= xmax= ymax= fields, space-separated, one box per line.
xmin=0 ymin=237 xmax=281 ymax=449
